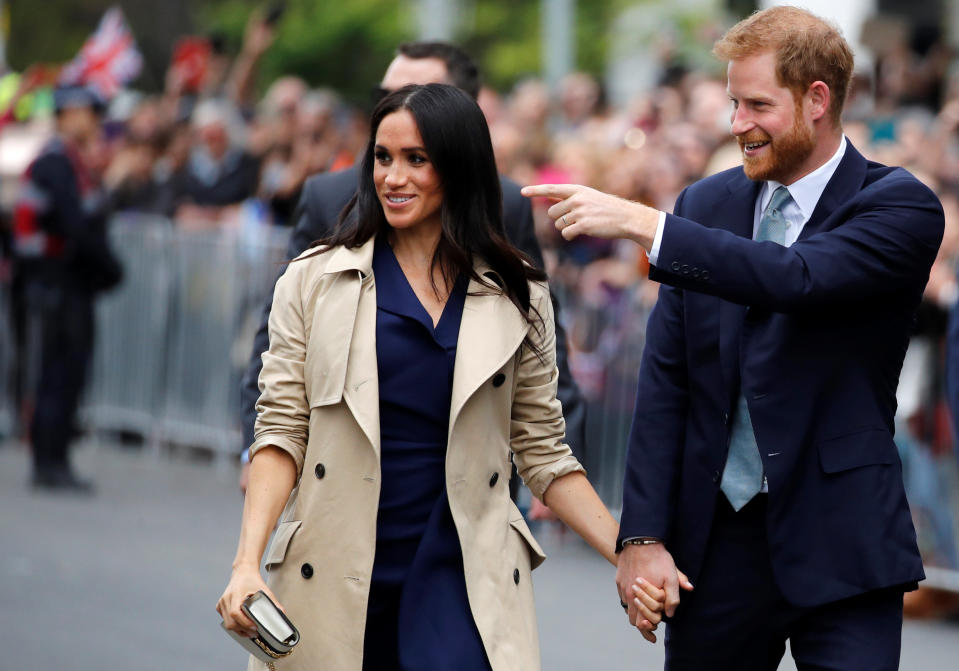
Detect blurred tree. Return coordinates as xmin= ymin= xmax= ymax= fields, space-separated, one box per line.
xmin=201 ymin=0 xmax=619 ymax=98
xmin=5 ymin=0 xmax=714 ymax=102
xmin=6 ymin=0 xmax=112 ymax=70
xmin=199 ymin=0 xmax=414 ymax=104
xmin=462 ymin=0 xmax=617 ymax=93
xmin=6 ymin=0 xmax=194 ymax=92
xmin=121 ymin=0 xmax=196 ymax=91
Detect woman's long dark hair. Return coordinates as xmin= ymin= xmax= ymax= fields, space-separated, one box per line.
xmin=315 ymin=83 xmax=548 ymax=347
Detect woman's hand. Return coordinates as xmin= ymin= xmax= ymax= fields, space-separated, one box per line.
xmin=628 ymin=568 xmax=692 ymax=643
xmin=630 ymin=577 xmax=666 ymax=642
xmin=216 ymin=565 xmax=281 ymax=638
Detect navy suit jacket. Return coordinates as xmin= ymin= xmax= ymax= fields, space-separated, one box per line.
xmin=619 ymin=142 xmax=942 ymax=608
xmin=240 ymin=166 xmax=587 ymax=460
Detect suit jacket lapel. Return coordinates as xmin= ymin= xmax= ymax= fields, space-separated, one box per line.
xmin=449 ymin=266 xmax=528 ymax=436
xmin=797 ymin=141 xmax=867 ymax=241
xmin=718 ymin=174 xmax=763 ymax=399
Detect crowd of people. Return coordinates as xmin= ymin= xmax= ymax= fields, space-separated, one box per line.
xmin=2 ymin=5 xmax=959 ymax=617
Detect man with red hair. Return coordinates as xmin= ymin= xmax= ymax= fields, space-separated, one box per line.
xmin=526 ymin=6 xmax=941 ymax=669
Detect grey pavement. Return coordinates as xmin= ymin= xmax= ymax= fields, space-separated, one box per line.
xmin=1 ymin=441 xmax=957 ymax=670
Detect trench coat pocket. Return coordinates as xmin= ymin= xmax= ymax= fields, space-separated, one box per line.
xmin=264 ymin=520 xmax=303 ymax=570
xmin=509 ymin=516 xmax=547 ymax=570
xmin=817 ymin=427 xmax=896 ymax=474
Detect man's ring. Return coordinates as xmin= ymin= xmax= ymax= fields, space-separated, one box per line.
xmin=562 ymin=214 xmax=569 ymax=227
xmin=620 ymin=600 xmax=628 ymax=612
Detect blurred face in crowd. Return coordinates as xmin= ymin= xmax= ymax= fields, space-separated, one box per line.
xmin=374 ymin=109 xmax=444 ymax=234
xmin=198 ymin=120 xmax=230 ymax=160
xmin=727 ymin=50 xmax=816 ymax=184
xmin=380 ymin=55 xmax=450 ymax=94
xmin=59 ymin=106 xmax=101 ymax=146
xmin=560 ymin=73 xmax=600 ymax=124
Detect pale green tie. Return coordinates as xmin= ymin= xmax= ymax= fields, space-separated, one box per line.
xmin=720 ymin=186 xmax=792 ymax=511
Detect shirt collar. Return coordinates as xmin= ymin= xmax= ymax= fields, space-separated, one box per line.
xmin=760 ymin=135 xmax=847 ymax=221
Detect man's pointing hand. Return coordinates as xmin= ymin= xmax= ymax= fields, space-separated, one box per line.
xmin=521 ymin=183 xmax=661 ymax=251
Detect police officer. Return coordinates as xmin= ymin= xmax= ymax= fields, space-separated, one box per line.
xmin=13 ymin=85 xmax=122 ymax=492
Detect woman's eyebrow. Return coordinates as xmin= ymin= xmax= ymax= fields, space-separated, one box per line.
xmin=374 ymin=143 xmax=427 ymax=153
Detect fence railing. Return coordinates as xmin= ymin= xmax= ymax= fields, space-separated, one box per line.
xmin=0 ymin=272 xmax=14 ymax=438
xmin=82 ymin=216 xmax=290 ymax=459
xmin=2 ymin=217 xmax=958 ymax=590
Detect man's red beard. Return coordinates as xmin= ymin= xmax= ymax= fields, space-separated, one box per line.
xmin=738 ymin=104 xmax=815 ymax=183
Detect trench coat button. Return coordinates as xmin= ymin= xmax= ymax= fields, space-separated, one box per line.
xmin=513 ymin=568 xmax=520 ymax=584
xmin=314 ymin=463 xmax=326 ymax=479
xmin=301 ymin=563 xmax=314 ymax=579
xmin=489 ymin=472 xmax=499 ymax=487
xmin=492 ymin=373 xmax=506 ymax=387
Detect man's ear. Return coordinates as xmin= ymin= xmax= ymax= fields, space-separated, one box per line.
xmin=806 ymin=81 xmax=831 ymax=122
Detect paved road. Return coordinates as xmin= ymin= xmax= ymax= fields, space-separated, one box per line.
xmin=1 ymin=441 xmax=956 ymax=670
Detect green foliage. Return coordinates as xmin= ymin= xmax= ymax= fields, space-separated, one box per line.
xmin=6 ymin=0 xmax=113 ymax=70
xmin=201 ymin=0 xmax=619 ymax=97
xmin=462 ymin=0 xmax=616 ymax=92
xmin=199 ymin=0 xmax=415 ymax=104
xmin=5 ymin=0 xmax=726 ymax=101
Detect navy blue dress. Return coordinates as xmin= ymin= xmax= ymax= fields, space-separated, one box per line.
xmin=363 ymin=237 xmax=492 ymax=671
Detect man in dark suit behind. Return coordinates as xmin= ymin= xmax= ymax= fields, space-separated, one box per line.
xmin=239 ymin=42 xmax=586 ymax=490
xmin=525 ymin=7 xmax=943 ymax=669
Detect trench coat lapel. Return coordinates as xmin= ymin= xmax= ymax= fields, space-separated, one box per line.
xmin=318 ymin=239 xmax=380 ymax=454
xmin=449 ymin=265 xmax=528 ymax=436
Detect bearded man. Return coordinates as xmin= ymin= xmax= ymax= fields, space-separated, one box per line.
xmin=525 ymin=6 xmax=942 ymax=670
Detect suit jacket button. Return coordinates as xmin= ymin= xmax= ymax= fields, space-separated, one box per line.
xmin=702 ymin=270 xmax=710 ymax=281
xmin=489 ymin=472 xmax=499 ymax=487
xmin=712 ymin=470 xmax=721 ymax=483
xmin=681 ymin=264 xmax=689 ymax=274
xmin=722 ymin=412 xmax=729 ymax=424
xmin=301 ymin=563 xmax=314 ymax=579
xmin=314 ymin=463 xmax=326 ymax=479
xmin=671 ymin=261 xmax=680 ymax=271
xmin=513 ymin=568 xmax=520 ymax=584
xmin=492 ymin=373 xmax=506 ymax=387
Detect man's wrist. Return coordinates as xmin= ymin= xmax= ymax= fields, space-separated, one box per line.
xmin=618 ymin=536 xmax=664 ymax=552
xmin=625 ymin=203 xmax=661 ymax=251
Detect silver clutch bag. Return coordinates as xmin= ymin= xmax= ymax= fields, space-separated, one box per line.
xmin=222 ymin=590 xmax=300 ymax=667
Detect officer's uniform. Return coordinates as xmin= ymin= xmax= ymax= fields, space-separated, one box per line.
xmin=13 ymin=90 xmax=121 ymax=490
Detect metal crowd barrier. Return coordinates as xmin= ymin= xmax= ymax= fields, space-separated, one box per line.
xmin=82 ymin=216 xmax=290 ymax=461
xmin=559 ymin=287 xmax=654 ymax=508
xmin=555 ymin=276 xmax=959 ymax=591
xmin=3 ymin=215 xmax=958 ymax=590
xmin=0 ymin=276 xmax=14 ymax=438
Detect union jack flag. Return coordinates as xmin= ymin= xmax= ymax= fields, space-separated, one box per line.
xmin=59 ymin=6 xmax=143 ymax=100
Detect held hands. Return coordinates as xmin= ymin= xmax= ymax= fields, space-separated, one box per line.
xmin=616 ymin=543 xmax=694 ymax=644
xmin=520 ymin=184 xmax=660 ymax=251
xmin=216 ymin=564 xmax=283 ymax=638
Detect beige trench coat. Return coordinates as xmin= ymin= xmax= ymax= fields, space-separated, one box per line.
xmin=248 ymin=237 xmax=584 ymax=671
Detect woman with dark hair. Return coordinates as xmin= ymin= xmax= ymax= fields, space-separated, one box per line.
xmin=218 ymin=84 xmax=665 ymax=670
